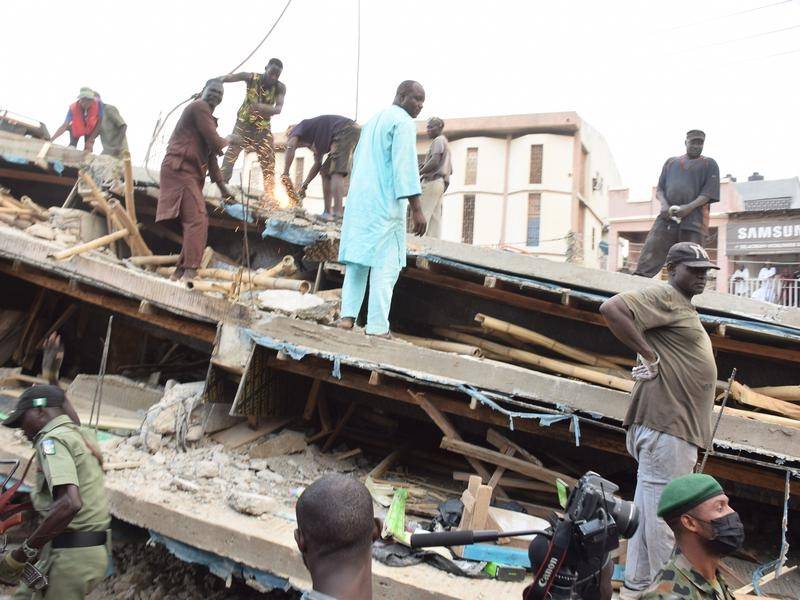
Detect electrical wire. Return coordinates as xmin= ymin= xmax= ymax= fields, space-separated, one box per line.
xmin=144 ymin=0 xmax=294 ymax=178
xmin=663 ymin=0 xmax=794 ymax=31
xmin=670 ymin=23 xmax=800 ymax=55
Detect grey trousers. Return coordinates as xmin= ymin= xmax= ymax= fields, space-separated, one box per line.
xmin=624 ymin=424 xmax=698 ymax=592
xmin=420 ymin=178 xmax=445 ymax=238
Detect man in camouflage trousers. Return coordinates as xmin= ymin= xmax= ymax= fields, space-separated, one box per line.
xmin=217 ymin=58 xmax=286 ymax=196
xmin=0 ymin=384 xmax=110 ymax=599
xmin=642 ymin=474 xmax=740 ymax=599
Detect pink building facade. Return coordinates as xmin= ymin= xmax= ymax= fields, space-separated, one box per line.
xmin=606 ymin=181 xmax=742 ymax=292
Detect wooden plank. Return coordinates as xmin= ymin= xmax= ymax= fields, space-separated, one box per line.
xmin=453 ymin=471 xmax=554 ymax=494
xmin=409 ymin=389 xmax=510 ymax=500
xmin=14 ymin=288 xmax=45 ymax=362
xmin=487 ymin=428 xmax=544 ymax=467
xmin=733 ymin=565 xmax=797 ymax=595
xmin=321 ymin=402 xmax=357 ymax=452
xmin=209 ymin=417 xmax=291 ymax=449
xmin=369 ymin=449 xmax=402 ymax=480
xmin=440 ymin=437 xmax=576 ymax=487
xmin=302 ymin=379 xmax=323 ymax=421
xmin=486 ymin=445 xmax=515 ymax=495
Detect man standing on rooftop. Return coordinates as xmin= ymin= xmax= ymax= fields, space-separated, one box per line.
xmin=600 ymin=241 xmax=719 ymax=598
xmin=418 ymin=117 xmax=452 ymax=238
xmin=633 ymin=130 xmax=719 ymax=278
xmin=336 ymin=81 xmax=427 ymax=338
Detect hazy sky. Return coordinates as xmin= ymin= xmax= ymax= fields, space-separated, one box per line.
xmin=3 ymin=0 xmax=799 ymax=197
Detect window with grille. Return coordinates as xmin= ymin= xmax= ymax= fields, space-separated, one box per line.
xmin=526 ymin=193 xmax=541 ymax=246
xmin=462 ymin=194 xmax=475 ymax=244
xmin=294 ymin=157 xmax=305 ymax=190
xmin=465 ymin=148 xmax=478 ymax=185
xmin=529 ymin=145 xmax=543 ymax=184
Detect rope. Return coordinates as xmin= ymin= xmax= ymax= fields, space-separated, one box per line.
xmin=751 ymin=470 xmax=792 ymax=595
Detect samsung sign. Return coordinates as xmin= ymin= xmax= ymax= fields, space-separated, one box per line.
xmin=727 ymin=218 xmax=800 ymax=255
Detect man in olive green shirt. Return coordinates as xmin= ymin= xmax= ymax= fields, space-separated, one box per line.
xmin=0 ymin=385 xmax=110 ymax=599
xmin=98 ymin=103 xmax=128 ymax=158
xmin=600 ymin=242 xmax=719 ymax=598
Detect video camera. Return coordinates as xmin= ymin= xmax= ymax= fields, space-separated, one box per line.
xmin=410 ymin=471 xmax=638 ymax=600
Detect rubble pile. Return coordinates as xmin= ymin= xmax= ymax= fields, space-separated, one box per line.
xmin=86 ymin=541 xmax=294 ymax=600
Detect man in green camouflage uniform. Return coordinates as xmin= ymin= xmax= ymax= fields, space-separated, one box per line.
xmin=218 ymin=58 xmax=286 ymax=195
xmin=0 ymin=385 xmax=110 ymax=599
xmin=641 ymin=474 xmax=740 ymax=599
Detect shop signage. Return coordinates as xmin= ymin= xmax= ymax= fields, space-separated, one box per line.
xmin=726 ymin=216 xmax=800 ymax=255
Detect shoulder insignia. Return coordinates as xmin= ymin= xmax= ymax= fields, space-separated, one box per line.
xmin=41 ymin=439 xmax=56 ymax=455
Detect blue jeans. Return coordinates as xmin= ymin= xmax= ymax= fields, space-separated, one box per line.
xmin=340 ymin=261 xmax=401 ymax=335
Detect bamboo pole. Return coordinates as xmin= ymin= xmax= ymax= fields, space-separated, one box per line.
xmin=475 ymin=314 xmax=624 ymax=372
xmin=394 ymin=333 xmax=484 ymax=357
xmin=51 ymin=229 xmax=129 ymax=260
xmin=751 ymin=385 xmax=800 ymax=402
xmin=727 ymin=381 xmax=800 ymax=420
xmin=0 ymin=208 xmax=35 ymax=216
xmin=434 ymin=327 xmax=634 ymax=392
xmin=20 ymin=196 xmax=48 ymax=220
xmin=186 ymin=273 xmax=311 ymax=294
xmin=263 ymin=255 xmax=297 ymax=278
xmin=183 ymin=280 xmax=232 ymax=294
xmin=122 ymin=150 xmax=137 ymax=224
xmin=714 ymin=404 xmax=800 ymax=430
xmin=129 ymin=254 xmax=180 ymax=267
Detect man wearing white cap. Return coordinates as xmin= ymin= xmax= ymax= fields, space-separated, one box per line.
xmin=50 ymin=88 xmax=104 ymax=153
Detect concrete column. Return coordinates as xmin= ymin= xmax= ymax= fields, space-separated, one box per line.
xmin=499 ymin=134 xmax=512 ymax=245
xmin=607 ymin=227 xmax=619 ymax=272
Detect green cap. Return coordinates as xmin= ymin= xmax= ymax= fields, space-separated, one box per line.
xmin=658 ymin=473 xmax=724 ymax=520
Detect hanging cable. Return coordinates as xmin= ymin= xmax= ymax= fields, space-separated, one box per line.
xmin=669 ymin=23 xmax=800 ymax=56
xmin=144 ymin=0 xmax=294 ymax=178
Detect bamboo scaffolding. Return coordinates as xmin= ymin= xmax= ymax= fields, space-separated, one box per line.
xmin=394 ymin=333 xmax=484 ymax=357
xmin=263 ymin=255 xmax=297 ymax=278
xmin=475 ymin=313 xmax=626 ymax=373
xmin=51 ymin=229 xmax=129 ymax=260
xmin=434 ymin=327 xmax=634 ymax=392
xmin=185 ymin=272 xmax=310 ymax=294
xmin=751 ymin=385 xmax=800 ymax=402
xmin=129 ymin=254 xmax=181 ymax=267
xmin=714 ymin=404 xmax=800 ymax=430
xmin=726 ymin=381 xmax=800 ymax=420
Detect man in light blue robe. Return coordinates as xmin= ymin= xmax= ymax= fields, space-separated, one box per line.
xmin=337 ymin=81 xmax=428 ymax=337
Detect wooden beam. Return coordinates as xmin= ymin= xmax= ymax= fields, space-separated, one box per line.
xmin=0 ymin=261 xmax=215 ymax=345
xmin=440 ymin=436 xmax=577 ymax=487
xmin=0 ymin=168 xmax=76 ymax=187
xmin=321 ymin=402 xmax=357 ymax=452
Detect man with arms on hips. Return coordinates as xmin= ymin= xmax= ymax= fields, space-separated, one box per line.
xmin=600 ymin=241 xmax=719 ymax=598
xmin=418 ymin=117 xmax=452 ymax=238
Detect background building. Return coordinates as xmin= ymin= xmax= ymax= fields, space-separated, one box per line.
xmin=607 ymin=173 xmax=800 ymax=305
xmin=272 ymin=112 xmax=622 ymax=267
xmin=413 ymin=112 xmax=621 ymax=267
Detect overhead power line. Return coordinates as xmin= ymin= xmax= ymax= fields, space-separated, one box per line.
xmin=669 ymin=23 xmax=800 ymax=55
xmin=664 ymin=0 xmax=794 ymax=31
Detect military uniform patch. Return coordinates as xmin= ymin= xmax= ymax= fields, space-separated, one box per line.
xmin=41 ymin=439 xmax=56 ymax=455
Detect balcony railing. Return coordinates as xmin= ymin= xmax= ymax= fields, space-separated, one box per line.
xmin=729 ymin=278 xmax=800 ymax=307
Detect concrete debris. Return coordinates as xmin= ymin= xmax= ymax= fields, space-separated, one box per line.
xmin=140 ymin=381 xmax=205 ymax=447
xmin=249 ymin=430 xmax=307 ymax=459
xmin=24 ymin=222 xmax=55 ymax=240
xmin=228 ymin=491 xmax=278 ymax=517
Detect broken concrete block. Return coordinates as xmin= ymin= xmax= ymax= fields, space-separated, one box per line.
xmin=248 ymin=458 xmax=268 ymax=471
xmin=144 ymin=432 xmax=163 ymax=453
xmin=227 ymin=491 xmax=277 ymax=516
xmin=67 ymin=374 xmax=163 ymax=412
xmin=25 ymin=223 xmax=56 ymax=240
xmin=195 ymin=460 xmax=220 ymax=479
xmin=197 ymin=402 xmax=244 ymax=434
xmin=249 ymin=430 xmax=307 ymax=459
xmin=151 ymin=404 xmax=178 ymax=434
xmin=185 ymin=425 xmax=204 ymax=442
xmin=256 ymin=469 xmax=284 ymax=483
xmin=172 ymin=478 xmax=200 ymax=493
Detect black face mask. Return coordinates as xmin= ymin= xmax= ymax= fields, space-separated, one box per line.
xmin=692 ymin=511 xmax=745 ymax=556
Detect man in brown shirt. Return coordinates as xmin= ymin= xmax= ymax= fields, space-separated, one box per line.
xmin=600 ymin=242 xmax=718 ymax=598
xmin=157 ymin=80 xmax=234 ymax=281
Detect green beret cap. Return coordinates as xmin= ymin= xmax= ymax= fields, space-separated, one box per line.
xmin=658 ymin=473 xmax=723 ymax=520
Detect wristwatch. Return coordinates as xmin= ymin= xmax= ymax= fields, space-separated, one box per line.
xmin=20 ymin=539 xmax=38 ymax=560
